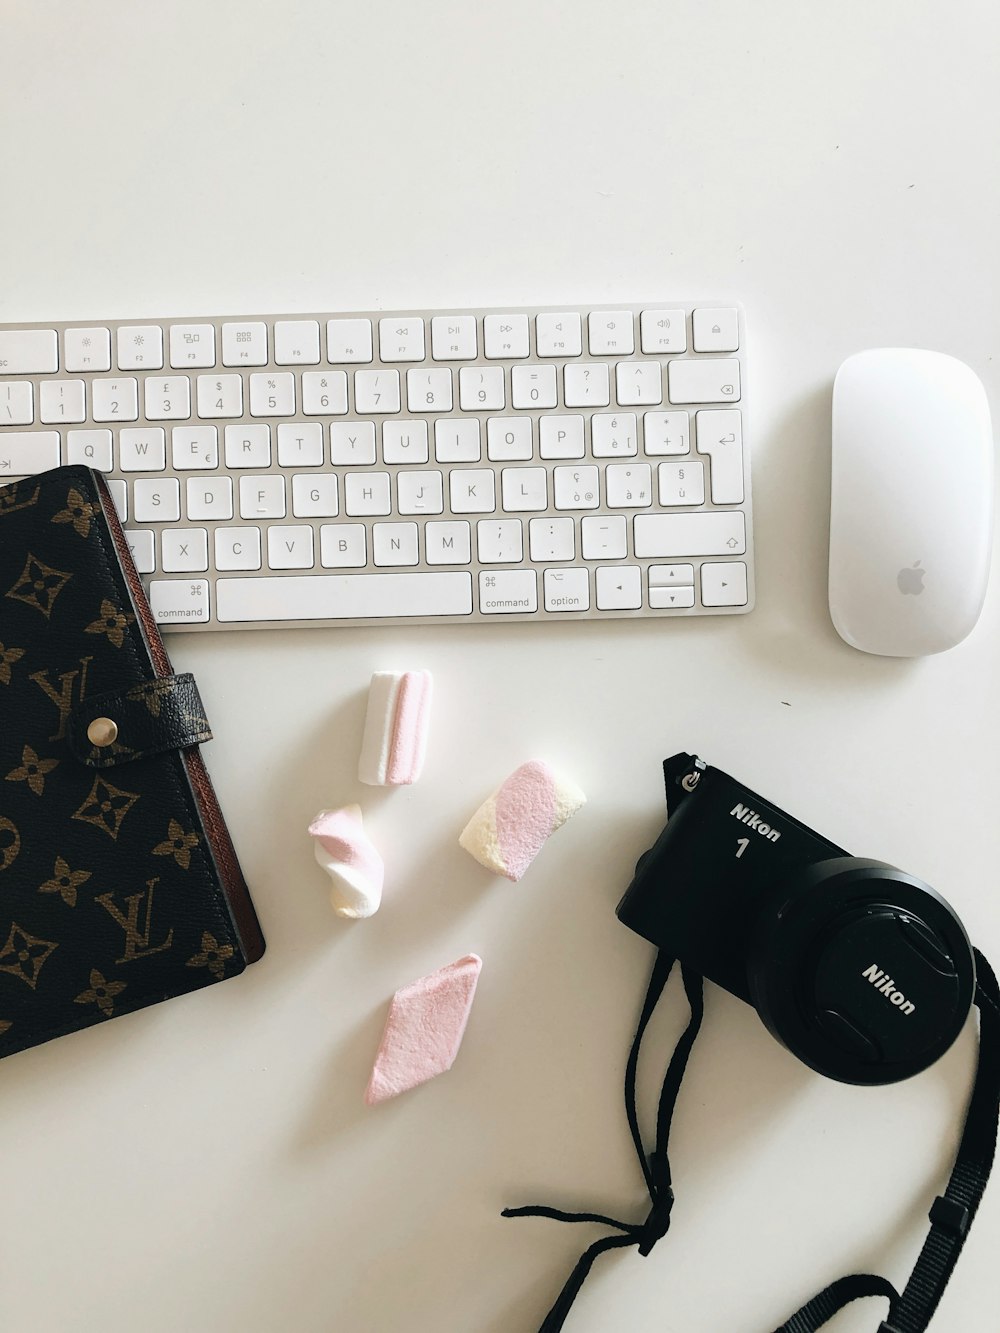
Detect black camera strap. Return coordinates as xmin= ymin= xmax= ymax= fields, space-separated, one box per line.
xmin=502 ymin=947 xmax=1000 ymax=1333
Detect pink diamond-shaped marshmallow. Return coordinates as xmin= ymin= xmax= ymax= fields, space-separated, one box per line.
xmin=365 ymin=954 xmax=483 ymax=1106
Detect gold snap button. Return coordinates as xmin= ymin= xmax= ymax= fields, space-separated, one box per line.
xmin=87 ymin=717 xmax=118 ymax=748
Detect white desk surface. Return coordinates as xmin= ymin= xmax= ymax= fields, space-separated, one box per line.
xmin=3 ymin=3 xmax=999 ymax=1330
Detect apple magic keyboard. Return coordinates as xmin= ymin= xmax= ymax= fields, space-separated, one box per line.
xmin=0 ymin=303 xmax=754 ymax=632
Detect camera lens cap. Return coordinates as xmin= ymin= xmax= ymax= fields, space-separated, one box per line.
xmin=746 ymin=858 xmax=975 ymax=1085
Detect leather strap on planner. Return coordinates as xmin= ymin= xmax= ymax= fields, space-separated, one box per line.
xmin=67 ymin=672 xmax=212 ymax=768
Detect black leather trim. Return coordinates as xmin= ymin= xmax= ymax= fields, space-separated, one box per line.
xmin=67 ymin=672 xmax=212 ymax=768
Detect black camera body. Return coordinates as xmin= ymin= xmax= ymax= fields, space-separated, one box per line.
xmin=617 ymin=753 xmax=976 ymax=1085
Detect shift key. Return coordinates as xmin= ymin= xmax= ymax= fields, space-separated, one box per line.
xmin=634 ymin=511 xmax=746 ymax=558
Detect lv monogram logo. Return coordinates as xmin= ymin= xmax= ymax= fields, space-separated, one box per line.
xmin=29 ymin=656 xmax=94 ymax=741
xmin=96 ymin=879 xmax=174 ymax=964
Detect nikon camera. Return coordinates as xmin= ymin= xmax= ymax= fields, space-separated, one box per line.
xmin=617 ymin=753 xmax=976 ymax=1085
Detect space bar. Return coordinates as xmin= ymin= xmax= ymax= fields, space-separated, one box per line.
xmin=216 ymin=572 xmax=474 ymax=623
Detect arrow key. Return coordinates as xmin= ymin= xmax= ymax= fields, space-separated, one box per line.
xmin=596 ymin=565 xmax=642 ymax=610
xmin=701 ymin=560 xmax=749 ymax=607
xmin=649 ymin=585 xmax=696 ymax=609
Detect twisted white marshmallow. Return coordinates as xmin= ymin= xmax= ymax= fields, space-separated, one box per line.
xmin=308 ymin=804 xmax=385 ymax=918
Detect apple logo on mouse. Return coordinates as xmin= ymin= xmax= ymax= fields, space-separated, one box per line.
xmin=897 ymin=561 xmax=926 ymax=596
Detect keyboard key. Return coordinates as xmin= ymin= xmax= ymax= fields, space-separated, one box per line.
xmin=615 ymin=362 xmax=662 ymax=406
xmin=345 ymin=472 xmax=391 ymax=516
xmin=133 ymin=478 xmax=180 ymax=522
xmin=591 ymin=412 xmax=637 ymax=457
xmin=354 ymin=369 xmax=400 ymax=414
xmin=67 ymin=429 xmax=112 ymax=470
xmin=658 ymin=460 xmax=705 ymax=506
xmin=535 ymin=313 xmax=582 ymax=358
xmin=222 ymin=321 xmax=268 ymax=366
xmin=330 ymin=421 xmax=377 ymax=465
xmin=267 ymin=524 xmax=315 ymax=569
xmin=501 ymin=467 xmax=547 ymax=512
xmin=529 ymin=516 xmax=574 ymax=561
xmin=648 ymin=564 xmax=695 ymax=585
xmin=596 ymin=565 xmax=642 ymax=610
xmin=217 ymin=571 xmax=473 ymax=621
xmin=239 ymin=474 xmax=286 ymax=519
xmin=383 ymin=420 xmax=429 ymax=464
xmin=106 ymin=479 xmax=127 ymax=520
xmin=64 ymin=327 xmax=110 ymax=372
xmin=119 ymin=428 xmax=166 ymax=472
xmin=274 ymin=320 xmax=320 ymax=365
xmin=407 ymin=367 xmax=453 ymax=413
xmin=459 ymin=366 xmax=504 ymax=410
xmin=484 ymin=314 xmax=530 ymax=359
xmin=479 ymin=569 xmax=536 ymax=613
xmin=40 ymin=379 xmax=86 ymax=423
xmin=169 ymin=323 xmax=216 ymax=368
xmin=477 ymin=518 xmax=523 ymax=564
xmin=373 ymin=522 xmax=419 ymax=567
xmin=162 ymin=528 xmax=209 ymax=572
xmin=302 ymin=371 xmax=348 ymax=415
xmin=607 ymin=463 xmax=653 ymax=508
xmin=581 ymin=514 xmax=627 ymax=559
xmin=0 ymin=329 xmax=58 ymax=374
xmin=292 ymin=473 xmax=339 ymax=518
xmin=149 ymin=579 xmax=211 ymax=624
xmin=248 ymin=372 xmax=292 ymax=417
xmin=700 ymin=560 xmax=748 ymax=607
xmin=431 ymin=316 xmax=477 ymax=361
xmin=649 ymin=584 xmax=696 ymax=610
xmin=277 ymin=422 xmax=324 ymax=467
xmin=554 ymin=464 xmax=599 ymax=509
xmin=643 ymin=411 xmax=690 ymax=456
xmin=667 ymin=359 xmax=741 ymax=404
xmin=199 ymin=373 xmax=244 ymax=418
xmin=187 ymin=477 xmax=234 ymax=521
xmin=125 ymin=529 xmax=156 ymax=574
xmin=564 ymin=363 xmax=610 ymax=408
xmin=450 ymin=468 xmax=496 ymax=513
xmin=215 ymin=527 xmax=262 ymax=571
xmin=327 ymin=319 xmax=372 ymax=364
xmin=588 ymin=311 xmax=633 ymax=356
xmin=0 ymin=431 xmax=60 ymax=476
xmin=379 ymin=317 xmax=425 ymax=362
xmin=427 ymin=521 xmax=472 ymax=565
xmin=2 ymin=382 xmax=33 ymax=425
xmin=696 ymin=409 xmax=744 ymax=504
xmin=117 ymin=325 xmax=163 ymax=370
xmin=692 ymin=307 xmax=739 ymax=353
xmin=511 ymin=364 xmax=557 ymax=409
xmin=144 ymin=375 xmax=191 ymax=421
xmin=224 ymin=423 xmax=271 ymax=468
xmin=320 ymin=523 xmax=367 ymax=568
xmin=435 ymin=418 xmax=481 ymax=462
xmin=172 ymin=425 xmax=219 ymax=470
xmin=539 ymin=415 xmax=585 ymax=459
xmin=544 ymin=568 xmax=590 ymax=612
xmin=487 ymin=417 xmax=533 ymax=461
xmin=640 ymin=309 xmax=687 ymax=354
xmin=92 ymin=377 xmax=138 ymax=422
xmin=397 ymin=469 xmax=443 ymax=514
xmin=634 ymin=511 xmax=746 ymax=558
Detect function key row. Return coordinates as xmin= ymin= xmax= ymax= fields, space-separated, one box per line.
xmin=0 ymin=308 xmax=739 ymax=375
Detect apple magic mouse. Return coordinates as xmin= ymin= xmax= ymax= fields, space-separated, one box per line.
xmin=829 ymin=348 xmax=994 ymax=656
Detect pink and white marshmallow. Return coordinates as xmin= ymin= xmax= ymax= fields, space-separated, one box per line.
xmin=459 ymin=759 xmax=586 ymax=881
xmin=308 ymin=804 xmax=385 ymax=918
xmin=366 ymin=954 xmax=483 ymax=1105
xmin=358 ymin=670 xmax=433 ymax=786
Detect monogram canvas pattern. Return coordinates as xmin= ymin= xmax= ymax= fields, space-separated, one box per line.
xmin=0 ymin=467 xmax=252 ymax=1057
